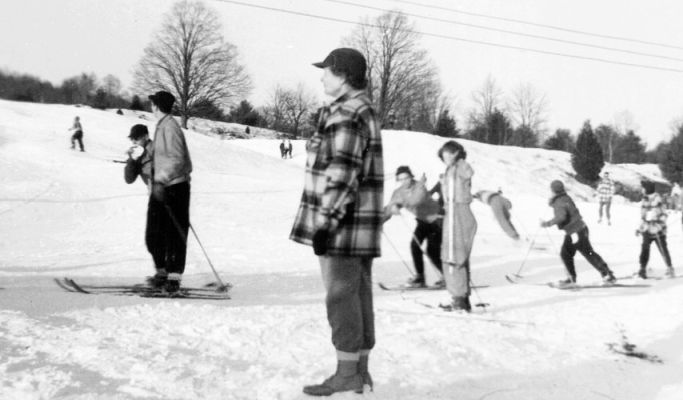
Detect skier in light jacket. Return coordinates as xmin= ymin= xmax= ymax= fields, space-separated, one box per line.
xmin=636 ymin=180 xmax=674 ymax=279
xmin=438 ymin=140 xmax=477 ymax=312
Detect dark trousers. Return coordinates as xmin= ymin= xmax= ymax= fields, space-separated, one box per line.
xmin=71 ymin=131 xmax=84 ymax=151
xmin=319 ymin=256 xmax=375 ymax=353
xmin=411 ymin=219 xmax=443 ymax=276
xmin=639 ymin=232 xmax=672 ymax=269
xmin=145 ymin=182 xmax=191 ymax=275
xmin=560 ymin=227 xmax=610 ymax=280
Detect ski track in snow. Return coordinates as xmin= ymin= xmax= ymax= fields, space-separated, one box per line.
xmin=1 ymin=99 xmax=683 ymax=399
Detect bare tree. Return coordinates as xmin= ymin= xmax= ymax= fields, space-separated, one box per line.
xmin=344 ymin=11 xmax=442 ymax=128
xmin=469 ymin=75 xmax=504 ymax=127
xmin=133 ymin=0 xmax=251 ymax=128
xmin=508 ymin=83 xmax=548 ymax=135
xmin=102 ymin=74 xmax=122 ymax=97
xmin=264 ymin=84 xmax=317 ymax=137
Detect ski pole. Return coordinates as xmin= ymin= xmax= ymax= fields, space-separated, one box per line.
xmin=382 ymin=230 xmax=416 ymax=276
xmin=398 ymin=212 xmax=444 ymax=277
xmin=163 ymin=203 xmax=231 ymax=293
xmin=511 ymin=225 xmax=541 ymax=279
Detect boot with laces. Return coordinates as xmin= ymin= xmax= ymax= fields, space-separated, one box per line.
xmin=303 ymin=360 xmax=363 ymax=396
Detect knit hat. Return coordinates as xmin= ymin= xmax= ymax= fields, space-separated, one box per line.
xmin=641 ymin=180 xmax=655 ymax=195
xmin=550 ymin=180 xmax=565 ymax=194
xmin=395 ymin=165 xmax=413 ymax=177
xmin=128 ymin=124 xmax=149 ymax=139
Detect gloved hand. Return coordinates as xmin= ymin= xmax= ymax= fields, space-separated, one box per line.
xmin=312 ymin=229 xmax=330 ymax=256
xmin=151 ymin=183 xmax=165 ymax=202
xmin=635 ymin=229 xmax=641 ymax=236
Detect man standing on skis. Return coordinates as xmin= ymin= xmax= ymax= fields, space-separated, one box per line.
xmin=541 ymin=180 xmax=616 ymax=287
xmin=636 ymin=180 xmax=675 ymax=279
xmin=290 ymin=47 xmax=383 ymax=396
xmin=384 ymin=165 xmax=444 ymax=288
xmin=596 ymin=171 xmax=614 ymax=225
xmin=146 ymin=91 xmax=193 ymax=295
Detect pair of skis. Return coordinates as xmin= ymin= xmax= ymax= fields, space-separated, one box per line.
xmin=505 ymin=274 xmax=650 ymax=290
xmin=55 ymin=277 xmax=231 ymax=300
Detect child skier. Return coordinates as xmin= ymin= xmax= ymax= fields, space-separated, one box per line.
xmin=541 ymin=180 xmax=616 ymax=287
xmin=636 ymin=180 xmax=675 ymax=279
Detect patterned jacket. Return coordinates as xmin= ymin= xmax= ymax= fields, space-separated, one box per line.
xmin=290 ymin=90 xmax=384 ymax=257
xmin=597 ymin=178 xmax=614 ymax=203
xmin=639 ymin=192 xmax=667 ymax=235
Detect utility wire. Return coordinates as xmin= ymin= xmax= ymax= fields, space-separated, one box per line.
xmin=214 ymin=0 xmax=683 ymax=73
xmin=389 ymin=0 xmax=683 ymax=51
xmin=323 ymin=0 xmax=683 ymax=63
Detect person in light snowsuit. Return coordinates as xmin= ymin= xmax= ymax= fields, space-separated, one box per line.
xmin=290 ymin=48 xmax=383 ymax=396
xmin=384 ymin=165 xmax=444 ymax=288
xmin=146 ymin=91 xmax=193 ymax=295
xmin=438 ymin=140 xmax=477 ymax=312
xmin=596 ymin=171 xmax=614 ymax=225
xmin=541 ymin=180 xmax=616 ymax=287
xmin=473 ymin=190 xmax=520 ymax=240
xmin=636 ymin=180 xmax=675 ymax=279
xmin=69 ymin=116 xmax=85 ymax=152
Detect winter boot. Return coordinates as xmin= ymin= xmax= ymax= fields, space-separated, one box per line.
xmin=440 ymin=296 xmax=471 ymax=312
xmin=146 ymin=272 xmax=168 ymax=289
xmin=432 ymin=279 xmax=446 ymax=289
xmin=303 ymin=360 xmax=363 ymax=396
xmin=406 ymin=274 xmax=426 ymax=288
xmin=358 ymin=353 xmax=373 ymax=392
xmin=665 ymin=267 xmax=676 ymax=279
xmin=554 ymin=278 xmax=576 ymax=289
xmin=602 ymin=272 xmax=617 ymax=285
xmin=635 ymin=268 xmax=647 ymax=280
xmin=164 ymin=279 xmax=181 ymax=295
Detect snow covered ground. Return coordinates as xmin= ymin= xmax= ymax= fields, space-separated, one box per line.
xmin=1 ymin=98 xmax=682 ymax=400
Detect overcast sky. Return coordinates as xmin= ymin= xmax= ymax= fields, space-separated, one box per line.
xmin=2 ymin=0 xmax=683 ymax=146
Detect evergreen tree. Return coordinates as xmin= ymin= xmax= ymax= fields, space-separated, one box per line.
xmin=508 ymin=125 xmax=538 ymax=148
xmin=659 ymin=124 xmax=683 ymax=184
xmin=130 ymin=95 xmax=145 ymax=111
xmin=613 ymin=130 xmax=646 ymax=164
xmin=433 ymin=109 xmax=459 ymax=137
xmin=572 ymin=120 xmax=604 ymax=182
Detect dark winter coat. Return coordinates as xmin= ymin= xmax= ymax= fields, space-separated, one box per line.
xmin=544 ymin=192 xmax=586 ymax=235
xmin=124 ymin=139 xmax=153 ymax=186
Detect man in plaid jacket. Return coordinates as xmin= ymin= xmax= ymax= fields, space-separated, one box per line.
xmin=636 ymin=180 xmax=674 ymax=279
xmin=290 ymin=48 xmax=383 ymax=396
xmin=597 ymin=171 xmax=614 ymax=225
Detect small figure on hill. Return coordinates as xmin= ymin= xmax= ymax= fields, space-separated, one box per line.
xmin=541 ymin=180 xmax=617 ymax=288
xmin=596 ymin=171 xmax=614 ymax=225
xmin=116 ymin=109 xmax=124 ymax=115
xmin=245 ymin=126 xmax=251 ymax=135
xmin=279 ymin=139 xmax=286 ymax=159
xmin=285 ymin=138 xmax=293 ymax=158
xmin=384 ymin=165 xmax=444 ymax=288
xmin=69 ymin=116 xmax=85 ymax=152
xmin=438 ymin=140 xmax=477 ymax=313
xmin=473 ymin=190 xmax=520 ymax=240
xmin=636 ymin=180 xmax=675 ymax=279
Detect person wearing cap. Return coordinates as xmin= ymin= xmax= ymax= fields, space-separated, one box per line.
xmin=437 ymin=140 xmax=477 ymax=312
xmin=124 ymin=124 xmax=153 ymax=186
xmin=596 ymin=171 xmax=614 ymax=225
xmin=290 ymin=47 xmax=383 ymax=396
xmin=146 ymin=90 xmax=193 ymax=295
xmin=383 ymin=165 xmax=444 ymax=288
xmin=541 ymin=180 xmax=616 ymax=287
xmin=636 ymin=180 xmax=675 ymax=279
xmin=69 ymin=116 xmax=85 ymax=152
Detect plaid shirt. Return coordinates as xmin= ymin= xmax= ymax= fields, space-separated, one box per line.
xmin=639 ymin=192 xmax=667 ymax=234
xmin=290 ymin=90 xmax=384 ymax=257
xmin=597 ymin=178 xmax=614 ymax=203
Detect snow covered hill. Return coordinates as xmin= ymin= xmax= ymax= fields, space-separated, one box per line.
xmin=1 ymin=99 xmax=682 ymax=400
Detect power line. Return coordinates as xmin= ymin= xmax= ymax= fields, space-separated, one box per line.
xmin=323 ymin=0 xmax=683 ymax=63
xmin=214 ymin=0 xmax=683 ymax=73
xmin=389 ymin=0 xmax=683 ymax=51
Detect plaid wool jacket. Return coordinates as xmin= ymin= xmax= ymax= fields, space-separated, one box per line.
xmin=639 ymin=192 xmax=668 ymax=235
xmin=597 ymin=178 xmax=614 ymax=203
xmin=289 ymin=90 xmax=384 ymax=257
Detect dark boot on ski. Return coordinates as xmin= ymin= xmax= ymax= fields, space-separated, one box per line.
xmin=665 ymin=267 xmax=675 ymax=279
xmin=554 ymin=278 xmax=576 ymax=289
xmin=635 ymin=268 xmax=647 ymax=280
xmin=440 ymin=296 xmax=471 ymax=312
xmin=163 ymin=279 xmax=181 ymax=296
xmin=432 ymin=279 xmax=446 ymax=289
xmin=146 ymin=273 xmax=167 ymax=289
xmin=358 ymin=354 xmax=373 ymax=392
xmin=602 ymin=272 xmax=617 ymax=285
xmin=303 ymin=360 xmax=363 ymax=396
xmin=406 ymin=274 xmax=426 ymax=288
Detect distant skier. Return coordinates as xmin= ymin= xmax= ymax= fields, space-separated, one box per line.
xmin=279 ymin=139 xmax=286 ymax=158
xmin=438 ymin=140 xmax=477 ymax=312
xmin=383 ymin=165 xmax=444 ymax=288
xmin=146 ymin=90 xmax=193 ymax=295
xmin=541 ymin=180 xmax=616 ymax=287
xmin=473 ymin=190 xmax=520 ymax=240
xmin=636 ymin=180 xmax=675 ymax=279
xmin=285 ymin=138 xmax=293 ymax=158
xmin=69 ymin=116 xmax=85 ymax=152
xmin=596 ymin=171 xmax=614 ymax=225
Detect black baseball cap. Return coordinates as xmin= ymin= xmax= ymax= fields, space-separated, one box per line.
xmin=313 ymin=48 xmax=366 ymax=85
